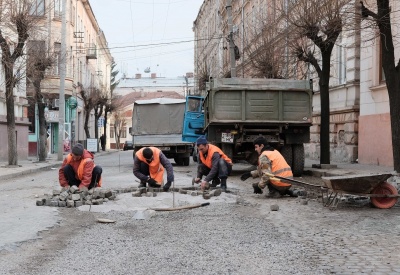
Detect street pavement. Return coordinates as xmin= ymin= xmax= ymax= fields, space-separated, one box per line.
xmin=0 ymin=150 xmax=395 ymax=182
xmin=1 ymin=151 xmax=400 ymax=274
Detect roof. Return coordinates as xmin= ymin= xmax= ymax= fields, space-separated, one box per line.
xmin=117 ymin=76 xmax=194 ymax=88
xmin=135 ymin=98 xmax=186 ymax=105
xmin=115 ymin=91 xmax=185 ymax=108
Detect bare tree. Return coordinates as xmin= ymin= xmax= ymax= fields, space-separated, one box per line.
xmin=103 ymin=61 xmax=120 ymax=149
xmin=26 ymin=40 xmax=54 ymax=161
xmin=112 ymin=110 xmax=126 ymax=150
xmin=244 ymin=24 xmax=289 ymax=79
xmin=286 ymin=0 xmax=350 ymax=165
xmin=0 ymin=0 xmax=42 ymax=165
xmin=360 ymin=0 xmax=400 ymax=172
xmin=79 ymin=84 xmax=99 ymax=138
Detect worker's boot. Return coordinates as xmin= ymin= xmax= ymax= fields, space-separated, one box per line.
xmin=210 ymin=178 xmax=220 ymax=187
xmin=220 ymin=178 xmax=227 ymax=192
xmin=138 ymin=180 xmax=146 ymax=188
xmin=285 ymin=189 xmax=298 ymax=197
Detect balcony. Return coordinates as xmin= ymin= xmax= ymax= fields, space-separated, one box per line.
xmin=86 ymin=43 xmax=97 ymax=59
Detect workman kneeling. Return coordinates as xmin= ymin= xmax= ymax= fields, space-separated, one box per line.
xmin=133 ymin=147 xmax=174 ymax=192
xmin=240 ymin=136 xmax=297 ymax=198
xmin=59 ymin=143 xmax=102 ymax=190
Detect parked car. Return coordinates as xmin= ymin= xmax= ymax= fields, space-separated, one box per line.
xmin=123 ymin=140 xmax=134 ymax=151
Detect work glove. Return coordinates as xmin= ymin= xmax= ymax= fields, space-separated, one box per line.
xmin=253 ymin=185 xmax=263 ymax=194
xmin=147 ymin=178 xmax=159 ymax=188
xmin=240 ymin=172 xmax=252 ymax=181
xmin=163 ymin=181 xmax=172 ymax=192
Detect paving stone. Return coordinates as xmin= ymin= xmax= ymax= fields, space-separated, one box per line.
xmin=51 ymin=200 xmax=59 ymax=207
xmin=270 ymin=204 xmax=279 ymax=211
xmin=71 ymin=194 xmax=81 ymax=201
xmin=66 ymin=200 xmax=74 ymax=207
xmin=58 ymin=201 xmax=66 ymax=207
xmin=36 ymin=200 xmax=44 ymax=206
xmin=75 ymin=201 xmax=83 ymax=207
xmin=69 ymin=185 xmax=79 ymax=194
xmin=52 ymin=189 xmax=61 ymax=196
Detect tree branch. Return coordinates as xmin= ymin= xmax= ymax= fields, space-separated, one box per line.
xmin=360 ymin=1 xmax=378 ymax=19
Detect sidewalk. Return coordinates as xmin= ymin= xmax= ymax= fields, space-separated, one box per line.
xmin=0 ymin=150 xmax=116 ymax=181
xmin=304 ymin=158 xmax=395 ymax=177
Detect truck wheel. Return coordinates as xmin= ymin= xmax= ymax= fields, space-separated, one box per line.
xmin=174 ymin=157 xmax=182 ymax=166
xmin=183 ymin=157 xmax=190 ymax=166
xmin=221 ymin=143 xmax=234 ymax=160
xmin=292 ymin=144 xmax=305 ymax=177
xmin=192 ymin=147 xmax=198 ymax=162
xmin=280 ymin=145 xmax=293 ymax=168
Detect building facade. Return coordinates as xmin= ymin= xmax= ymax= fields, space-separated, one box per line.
xmin=21 ymin=0 xmax=113 ymax=159
xmin=193 ymin=0 xmax=368 ymax=165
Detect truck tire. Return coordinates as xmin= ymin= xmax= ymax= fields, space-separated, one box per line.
xmin=280 ymin=145 xmax=293 ymax=168
xmin=183 ymin=157 xmax=190 ymax=166
xmin=292 ymin=144 xmax=305 ymax=177
xmin=221 ymin=143 xmax=234 ymax=161
xmin=174 ymin=157 xmax=182 ymax=166
xmin=192 ymin=147 xmax=198 ymax=162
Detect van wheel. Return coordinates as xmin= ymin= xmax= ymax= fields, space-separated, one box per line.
xmin=292 ymin=144 xmax=305 ymax=177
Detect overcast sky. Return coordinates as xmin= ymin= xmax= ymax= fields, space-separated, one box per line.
xmin=90 ymin=0 xmax=204 ymax=78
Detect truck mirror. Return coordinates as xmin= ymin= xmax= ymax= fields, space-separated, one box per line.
xmin=129 ymin=127 xmax=132 ymax=135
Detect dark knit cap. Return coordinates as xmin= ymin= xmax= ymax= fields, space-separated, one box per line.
xmin=253 ymin=136 xmax=267 ymax=146
xmin=196 ymin=135 xmax=208 ymax=145
xmin=143 ymin=147 xmax=153 ymax=159
xmin=72 ymin=143 xmax=84 ymax=156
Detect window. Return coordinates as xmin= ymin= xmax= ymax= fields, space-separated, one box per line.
xmin=121 ymin=127 xmax=127 ymax=138
xmin=70 ymin=1 xmax=75 ymax=25
xmin=110 ymin=126 xmax=115 ymax=138
xmin=54 ymin=42 xmax=61 ymax=75
xmin=337 ymin=45 xmax=346 ymax=84
xmin=379 ymin=44 xmax=386 ymax=82
xmin=30 ymin=0 xmax=45 ymax=16
xmin=54 ymin=0 xmax=62 ymax=18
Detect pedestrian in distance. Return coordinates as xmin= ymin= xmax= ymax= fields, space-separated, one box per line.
xmin=99 ymin=134 xmax=106 ymax=151
xmin=133 ymin=147 xmax=174 ymax=192
xmin=240 ymin=136 xmax=297 ymax=198
xmin=59 ymin=143 xmax=103 ymax=190
xmin=193 ymin=135 xmax=233 ymax=192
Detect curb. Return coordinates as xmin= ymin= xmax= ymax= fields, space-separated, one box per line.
xmin=0 ymin=162 xmax=62 ymax=181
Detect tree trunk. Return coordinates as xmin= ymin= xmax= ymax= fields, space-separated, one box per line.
xmin=103 ymin=111 xmax=108 ymax=150
xmin=377 ymin=0 xmax=400 ymax=172
xmin=319 ymin=53 xmax=332 ymax=165
xmin=38 ymin=100 xmax=47 ymax=161
xmin=5 ymin=66 xmax=17 ymax=166
xmin=84 ymin=109 xmax=90 ymax=138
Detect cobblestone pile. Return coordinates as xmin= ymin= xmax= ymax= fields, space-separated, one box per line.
xmin=35 ymin=186 xmax=225 ymax=208
xmin=35 ymin=186 xmax=118 ymax=208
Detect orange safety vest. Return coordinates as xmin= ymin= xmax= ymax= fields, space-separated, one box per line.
xmin=199 ymin=144 xmax=232 ymax=169
xmin=260 ymin=150 xmax=292 ymax=190
xmin=65 ymin=154 xmax=102 ymax=187
xmin=136 ymin=147 xmax=164 ymax=184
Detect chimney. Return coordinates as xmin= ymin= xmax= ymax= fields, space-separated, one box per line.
xmin=135 ymin=73 xmax=141 ymax=79
xmin=151 ymin=73 xmax=156 ymax=79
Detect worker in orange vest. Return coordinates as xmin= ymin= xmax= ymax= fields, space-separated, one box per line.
xmin=59 ymin=143 xmax=102 ymax=189
xmin=133 ymin=147 xmax=174 ymax=191
xmin=194 ymin=136 xmax=233 ymax=192
xmin=240 ymin=136 xmax=297 ymax=197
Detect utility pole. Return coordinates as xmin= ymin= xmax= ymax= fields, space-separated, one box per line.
xmin=226 ymin=0 xmax=236 ymax=77
xmin=58 ymin=0 xmax=67 ymax=161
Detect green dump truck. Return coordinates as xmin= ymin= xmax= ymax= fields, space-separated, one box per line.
xmin=182 ymin=78 xmax=313 ymax=176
